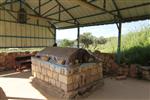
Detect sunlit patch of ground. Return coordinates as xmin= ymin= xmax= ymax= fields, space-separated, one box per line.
xmin=0 ymin=71 xmax=150 ymax=100
xmin=0 ymin=71 xmax=47 ymax=100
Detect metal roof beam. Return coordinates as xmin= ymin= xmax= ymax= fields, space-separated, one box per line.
xmin=47 ymin=21 xmax=56 ymax=29
xmin=55 ymin=2 xmax=150 ymax=24
xmin=47 ymin=21 xmax=56 ymax=43
xmin=0 ymin=0 xmax=18 ymax=7
xmin=19 ymin=0 xmax=22 ymax=8
xmin=38 ymin=0 xmax=41 ymax=15
xmin=10 ymin=0 xmax=13 ymax=9
xmin=34 ymin=0 xmax=52 ymax=10
xmin=0 ymin=8 xmax=75 ymax=24
xmin=45 ymin=0 xmax=96 ymax=17
xmin=42 ymin=4 xmax=58 ymax=16
xmin=44 ymin=5 xmax=80 ymax=17
xmin=0 ymin=1 xmax=17 ymax=20
xmin=103 ymin=0 xmax=106 ymax=9
xmin=36 ymin=0 xmax=41 ymax=24
xmin=47 ymin=21 xmax=56 ymax=35
xmin=22 ymin=1 xmax=39 ymax=15
xmin=116 ymin=22 xmax=122 ymax=64
xmin=0 ymin=18 xmax=49 ymax=27
xmin=78 ymin=0 xmax=119 ymax=18
xmin=5 ymin=0 xmax=9 ymax=2
xmin=2 ymin=7 xmax=17 ymax=20
xmin=45 ymin=0 xmax=96 ymax=18
xmin=22 ymin=0 xmax=58 ymax=28
xmin=57 ymin=14 xmax=150 ymax=29
xmin=112 ymin=0 xmax=123 ymax=19
xmin=55 ymin=0 xmax=79 ymax=25
xmin=58 ymin=4 xmax=61 ymax=21
xmin=5 ymin=8 xmax=17 ymax=20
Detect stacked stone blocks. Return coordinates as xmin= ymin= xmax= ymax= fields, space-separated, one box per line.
xmin=32 ymin=57 xmax=103 ymax=98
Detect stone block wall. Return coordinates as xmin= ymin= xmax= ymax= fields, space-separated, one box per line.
xmin=31 ymin=57 xmax=103 ymax=98
xmin=0 ymin=52 xmax=36 ymax=69
xmin=139 ymin=66 xmax=150 ymax=80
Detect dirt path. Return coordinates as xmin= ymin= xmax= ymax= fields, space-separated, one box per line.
xmin=83 ymin=78 xmax=150 ymax=100
xmin=0 ymin=71 xmax=150 ymax=100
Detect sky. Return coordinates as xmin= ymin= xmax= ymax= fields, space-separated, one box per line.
xmin=56 ymin=20 xmax=150 ymax=40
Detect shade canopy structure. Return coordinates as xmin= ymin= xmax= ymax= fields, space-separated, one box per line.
xmin=0 ymin=0 xmax=150 ymax=63
xmin=0 ymin=0 xmax=149 ymax=29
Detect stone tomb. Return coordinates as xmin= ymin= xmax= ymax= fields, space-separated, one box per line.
xmin=31 ymin=47 xmax=103 ymax=99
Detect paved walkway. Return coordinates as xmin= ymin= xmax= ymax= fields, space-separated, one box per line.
xmin=0 ymin=71 xmax=150 ymax=100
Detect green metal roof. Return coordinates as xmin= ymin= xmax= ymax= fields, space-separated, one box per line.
xmin=0 ymin=0 xmax=150 ymax=29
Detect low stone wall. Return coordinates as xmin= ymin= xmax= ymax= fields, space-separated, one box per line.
xmin=31 ymin=57 xmax=103 ymax=99
xmin=138 ymin=66 xmax=150 ymax=80
xmin=0 ymin=52 xmax=37 ymax=70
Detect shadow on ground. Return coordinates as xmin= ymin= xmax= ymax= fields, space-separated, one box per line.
xmin=0 ymin=70 xmax=31 ymax=79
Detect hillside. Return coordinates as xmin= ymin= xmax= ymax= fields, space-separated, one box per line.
xmin=90 ymin=27 xmax=150 ymax=65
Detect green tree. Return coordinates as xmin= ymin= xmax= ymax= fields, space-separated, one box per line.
xmin=93 ymin=36 xmax=107 ymax=49
xmin=60 ymin=39 xmax=74 ymax=47
xmin=79 ymin=32 xmax=94 ymax=48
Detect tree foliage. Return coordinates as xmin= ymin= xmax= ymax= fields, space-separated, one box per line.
xmin=59 ymin=39 xmax=74 ymax=47
xmin=79 ymin=32 xmax=94 ymax=48
xmin=87 ymin=26 xmax=150 ymax=65
xmin=97 ymin=36 xmax=107 ymax=44
xmin=58 ymin=26 xmax=150 ymax=65
xmin=79 ymin=32 xmax=107 ymax=49
xmin=93 ymin=36 xmax=107 ymax=49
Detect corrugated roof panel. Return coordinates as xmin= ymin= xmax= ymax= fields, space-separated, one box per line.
xmin=41 ymin=0 xmax=57 ymax=15
xmin=116 ymin=0 xmax=150 ymax=9
xmin=43 ymin=7 xmax=59 ymax=18
xmin=59 ymin=0 xmax=104 ymax=18
xmin=37 ymin=0 xmax=150 ymax=28
xmin=58 ymin=0 xmax=78 ymax=8
xmin=25 ymin=0 xmax=38 ymax=9
xmin=39 ymin=20 xmax=49 ymax=27
xmin=0 ymin=0 xmax=149 ymax=29
xmin=121 ymin=5 xmax=150 ymax=19
xmin=0 ymin=0 xmax=5 ymax=3
xmin=49 ymin=10 xmax=73 ymax=20
xmin=55 ymin=22 xmax=75 ymax=28
xmin=69 ymin=7 xmax=103 ymax=19
xmin=91 ymin=0 xmax=116 ymax=11
xmin=78 ymin=13 xmax=113 ymax=24
xmin=41 ymin=0 xmax=50 ymax=4
xmin=136 ymin=5 xmax=150 ymax=16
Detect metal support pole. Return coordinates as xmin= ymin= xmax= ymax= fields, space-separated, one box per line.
xmin=54 ymin=27 xmax=56 ymax=43
xmin=116 ymin=22 xmax=122 ymax=64
xmin=77 ymin=26 xmax=80 ymax=48
xmin=19 ymin=0 xmax=22 ymax=9
xmin=10 ymin=0 xmax=13 ymax=10
xmin=39 ymin=0 xmax=41 ymax=15
xmin=37 ymin=0 xmax=41 ymax=25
